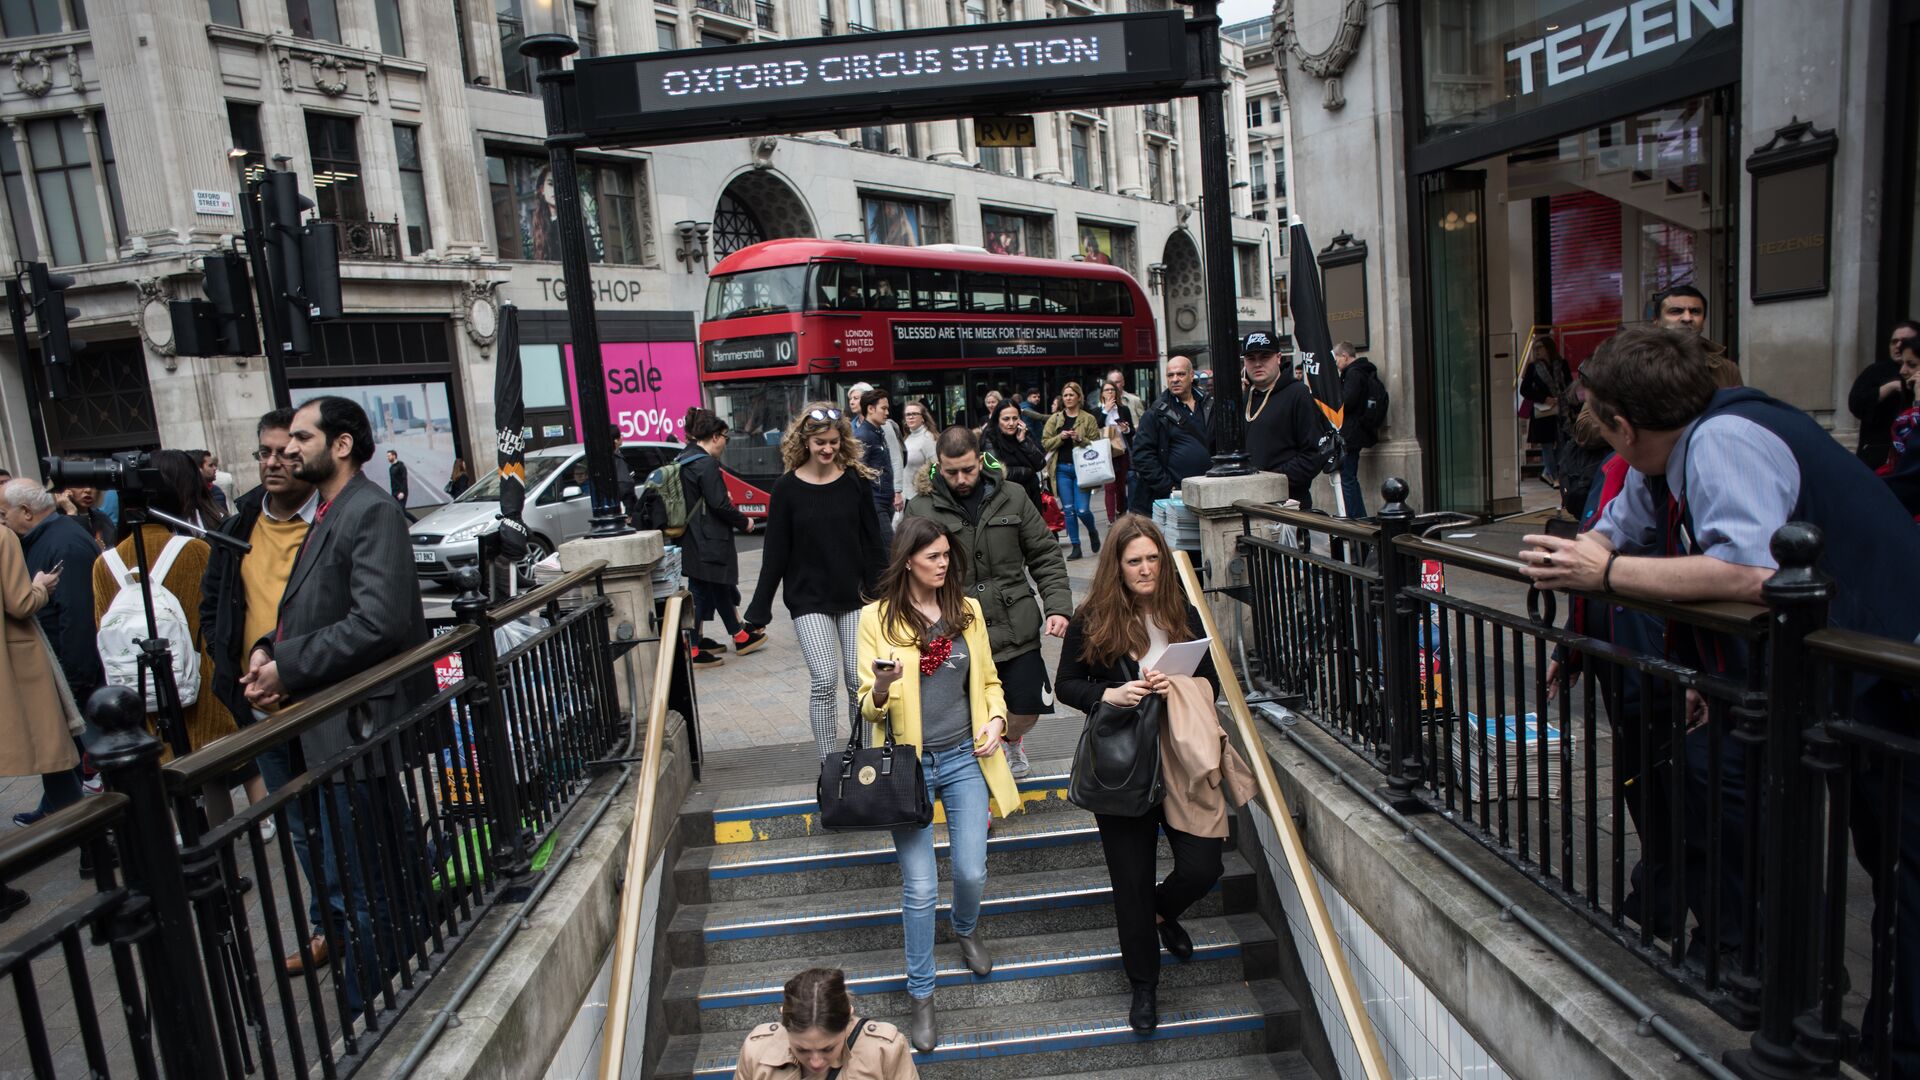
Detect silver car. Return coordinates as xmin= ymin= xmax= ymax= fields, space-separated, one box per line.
xmin=408 ymin=441 xmax=681 ymax=582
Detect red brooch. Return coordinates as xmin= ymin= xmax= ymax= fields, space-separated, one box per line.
xmin=920 ymin=636 xmax=953 ymax=677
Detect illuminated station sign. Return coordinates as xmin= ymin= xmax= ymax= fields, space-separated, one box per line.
xmin=570 ymin=12 xmax=1191 ymax=145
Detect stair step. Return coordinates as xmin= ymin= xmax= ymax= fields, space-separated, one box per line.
xmin=655 ymin=979 xmax=1299 ymax=1080
xmin=681 ymin=765 xmax=1079 ymax=846
xmin=670 ymin=854 xmax=1257 ymax=966
xmin=679 ymin=805 xmax=1142 ymax=902
xmin=1016 ymin=1052 xmax=1309 ymax=1079
xmin=665 ymin=914 xmax=1279 ymax=1034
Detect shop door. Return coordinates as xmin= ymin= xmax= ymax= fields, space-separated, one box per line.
xmin=1423 ymin=170 xmax=1492 ymax=513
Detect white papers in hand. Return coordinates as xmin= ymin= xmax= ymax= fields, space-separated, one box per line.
xmin=1141 ymin=637 xmax=1211 ymax=678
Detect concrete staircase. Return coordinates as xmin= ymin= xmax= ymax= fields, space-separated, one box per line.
xmin=655 ymin=760 xmax=1316 ymax=1079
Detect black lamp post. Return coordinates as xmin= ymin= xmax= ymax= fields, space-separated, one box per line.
xmin=1180 ymin=0 xmax=1249 ymax=476
xmin=522 ymin=33 xmax=633 ymax=537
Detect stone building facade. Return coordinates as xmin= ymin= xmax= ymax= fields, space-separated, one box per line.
xmin=0 ymin=0 xmax=1271 ymax=497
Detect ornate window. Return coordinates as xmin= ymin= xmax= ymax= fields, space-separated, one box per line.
xmin=712 ymin=193 xmax=765 ymax=256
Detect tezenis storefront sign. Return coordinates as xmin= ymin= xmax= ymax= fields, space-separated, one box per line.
xmin=571 ymin=12 xmax=1188 ymax=145
xmin=1505 ymin=0 xmax=1734 ymax=98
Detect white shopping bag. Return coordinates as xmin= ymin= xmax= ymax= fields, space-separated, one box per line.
xmin=1074 ymin=441 xmax=1116 ymax=488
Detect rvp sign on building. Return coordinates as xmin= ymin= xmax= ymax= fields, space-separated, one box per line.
xmin=570 ymin=11 xmax=1189 ymax=146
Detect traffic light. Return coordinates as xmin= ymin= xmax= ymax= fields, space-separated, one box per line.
xmin=260 ymin=170 xmax=342 ymax=355
xmin=27 ymin=262 xmax=85 ymax=365
xmin=170 ymin=252 xmax=261 ymax=358
xmin=25 ymin=262 xmax=85 ymax=396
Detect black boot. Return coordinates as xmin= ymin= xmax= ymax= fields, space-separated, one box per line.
xmin=1158 ymin=917 xmax=1193 ymax=961
xmin=1068 ymin=543 xmax=1083 ymax=561
xmin=1128 ymin=986 xmax=1158 ymax=1034
xmin=1089 ymin=524 xmax=1101 ymax=554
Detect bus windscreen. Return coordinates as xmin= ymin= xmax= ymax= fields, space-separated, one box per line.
xmin=705 ymin=266 xmax=808 ymax=321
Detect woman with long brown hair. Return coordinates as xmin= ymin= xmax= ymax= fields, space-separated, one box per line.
xmin=744 ymin=403 xmax=886 ymax=758
xmin=857 ymin=515 xmax=1020 ymax=1053
xmin=1054 ymin=514 xmax=1224 ymax=1036
xmin=733 ymin=967 xmax=917 ymax=1078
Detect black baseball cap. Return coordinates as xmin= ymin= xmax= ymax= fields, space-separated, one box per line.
xmin=1242 ymin=331 xmax=1278 ymax=354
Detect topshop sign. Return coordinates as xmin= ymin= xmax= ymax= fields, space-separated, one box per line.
xmin=1506 ymin=0 xmax=1734 ymax=96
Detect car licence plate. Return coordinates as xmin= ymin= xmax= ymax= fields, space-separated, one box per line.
xmin=413 ymin=550 xmax=436 ymax=564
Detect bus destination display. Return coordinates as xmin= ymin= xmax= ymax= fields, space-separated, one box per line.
xmin=892 ymin=322 xmax=1124 ymax=361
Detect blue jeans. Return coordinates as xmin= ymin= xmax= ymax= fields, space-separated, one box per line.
xmin=1054 ymin=467 xmax=1098 ymax=546
xmin=893 ymin=742 xmax=991 ymax=999
xmin=1337 ymin=448 xmax=1366 ymax=518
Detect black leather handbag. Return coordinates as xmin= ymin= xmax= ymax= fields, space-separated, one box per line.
xmin=1069 ymin=664 xmax=1166 ymax=818
xmin=818 ymin=715 xmax=934 ymax=831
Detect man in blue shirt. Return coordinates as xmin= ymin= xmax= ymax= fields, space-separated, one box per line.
xmin=851 ymin=384 xmax=896 ymax=556
xmin=1522 ymin=326 xmax=1920 ymax=1072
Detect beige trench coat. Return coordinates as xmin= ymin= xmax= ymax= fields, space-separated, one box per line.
xmin=733 ymin=1019 xmax=918 ymax=1080
xmin=0 ymin=526 xmax=80 ymax=776
xmin=1159 ymin=674 xmax=1256 ymax=839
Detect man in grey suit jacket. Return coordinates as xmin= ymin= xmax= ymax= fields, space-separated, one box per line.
xmin=243 ymin=394 xmax=430 ymax=1014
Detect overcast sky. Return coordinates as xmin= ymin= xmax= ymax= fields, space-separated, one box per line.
xmin=1217 ymin=0 xmax=1273 ymax=30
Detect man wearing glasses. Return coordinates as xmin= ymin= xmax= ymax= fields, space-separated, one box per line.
xmin=1848 ymin=318 xmax=1920 ymax=468
xmin=199 ymin=406 xmax=333 ymax=976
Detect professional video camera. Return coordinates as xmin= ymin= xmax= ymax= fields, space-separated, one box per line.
xmin=42 ymin=450 xmax=164 ymax=496
xmin=40 ymin=451 xmax=248 ymax=758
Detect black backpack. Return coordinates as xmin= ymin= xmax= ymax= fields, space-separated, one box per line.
xmin=1360 ymin=368 xmax=1390 ymax=437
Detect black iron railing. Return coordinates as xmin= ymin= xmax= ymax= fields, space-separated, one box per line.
xmin=0 ymin=562 xmax=643 ymax=1079
xmin=1143 ymin=106 xmax=1174 ymax=135
xmin=321 ymin=217 xmax=403 ymax=261
xmin=696 ymin=0 xmax=747 ymax=19
xmin=1227 ymin=481 xmax=1916 ymax=1078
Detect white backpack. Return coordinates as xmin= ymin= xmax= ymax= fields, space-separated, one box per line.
xmin=97 ymin=536 xmax=201 ymax=712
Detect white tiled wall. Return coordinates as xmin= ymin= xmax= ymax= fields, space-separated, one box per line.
xmin=1249 ymin=806 xmax=1511 ymax=1080
xmin=545 ymin=853 xmax=668 ymax=1080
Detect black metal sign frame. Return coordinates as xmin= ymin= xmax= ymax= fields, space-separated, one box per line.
xmin=524 ymin=0 xmax=1250 ymax=537
xmin=566 ymin=12 xmax=1194 ymax=147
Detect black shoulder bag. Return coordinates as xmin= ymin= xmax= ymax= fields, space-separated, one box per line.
xmin=818 ymin=709 xmax=934 ymax=831
xmin=1068 ymin=658 xmax=1166 ymax=818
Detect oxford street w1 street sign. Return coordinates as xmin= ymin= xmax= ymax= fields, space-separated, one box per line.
xmin=566 ymin=11 xmax=1195 ymax=146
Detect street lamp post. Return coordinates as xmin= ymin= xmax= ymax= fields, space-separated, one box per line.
xmin=1184 ymin=0 xmax=1250 ymax=474
xmin=523 ymin=33 xmax=632 ymax=537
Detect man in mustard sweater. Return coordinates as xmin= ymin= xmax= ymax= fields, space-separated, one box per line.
xmin=200 ymin=406 xmax=327 ymax=974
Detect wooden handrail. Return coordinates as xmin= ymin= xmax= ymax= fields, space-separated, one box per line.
xmin=598 ymin=593 xmax=684 ymax=1079
xmin=1173 ymin=550 xmax=1391 ymax=1080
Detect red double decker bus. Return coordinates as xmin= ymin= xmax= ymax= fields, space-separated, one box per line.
xmin=698 ymin=238 xmax=1159 ymax=505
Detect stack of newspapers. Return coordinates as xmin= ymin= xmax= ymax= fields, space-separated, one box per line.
xmin=1152 ymin=496 xmax=1202 ymax=552
xmin=652 ymin=544 xmax=685 ymax=597
xmin=1447 ymin=712 xmax=1565 ymax=803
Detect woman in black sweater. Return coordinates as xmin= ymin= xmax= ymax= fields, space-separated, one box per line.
xmin=980 ymin=400 xmax=1047 ymax=507
xmin=1054 ymin=514 xmax=1219 ymax=1036
xmin=744 ymin=403 xmax=888 ymax=758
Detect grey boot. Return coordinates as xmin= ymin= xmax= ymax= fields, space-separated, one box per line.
xmin=957 ymin=931 xmax=994 ymax=977
xmin=910 ymin=993 xmax=938 ymax=1053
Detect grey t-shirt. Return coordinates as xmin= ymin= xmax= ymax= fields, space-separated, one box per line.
xmin=919 ymin=619 xmax=973 ymax=752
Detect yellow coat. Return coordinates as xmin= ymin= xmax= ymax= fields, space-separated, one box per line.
xmin=856 ymin=598 xmax=1023 ymax=819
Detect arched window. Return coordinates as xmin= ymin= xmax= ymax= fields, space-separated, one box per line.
xmin=712 ymin=193 xmax=766 ymax=256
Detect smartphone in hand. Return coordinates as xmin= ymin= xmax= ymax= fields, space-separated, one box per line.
xmin=1544 ymin=517 xmax=1579 ymax=541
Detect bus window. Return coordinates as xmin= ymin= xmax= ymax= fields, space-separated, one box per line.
xmin=706 ymin=265 xmax=809 ymax=320
xmin=1078 ymin=278 xmax=1126 ymax=316
xmin=866 ymin=265 xmax=909 ymax=310
xmin=964 ymin=273 xmax=1007 ymax=313
xmin=1007 ymin=277 xmax=1046 ymax=314
xmin=813 ymin=262 xmax=868 ymax=310
xmin=912 ymin=269 xmax=960 ymax=311
xmin=1042 ymin=278 xmax=1078 ymax=314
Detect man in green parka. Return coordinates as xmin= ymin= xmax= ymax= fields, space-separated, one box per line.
xmin=904 ymin=426 xmax=1073 ymax=778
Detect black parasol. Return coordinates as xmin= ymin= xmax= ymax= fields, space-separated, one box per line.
xmin=494 ymin=302 xmax=529 ymax=571
xmin=1287 ymin=222 xmax=1345 ymax=433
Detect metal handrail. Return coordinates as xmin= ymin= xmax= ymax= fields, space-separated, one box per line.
xmin=491 ymin=559 xmax=610 ymax=623
xmin=1231 ymin=498 xmax=1383 ymax=544
xmin=1391 ymin=533 xmax=1770 ymax=638
xmin=0 ymin=794 xmax=126 ymax=875
xmin=1172 ymin=550 xmax=1391 ymax=1080
xmin=162 ymin=625 xmax=481 ymax=787
xmin=1806 ymin=625 xmax=1920 ymax=683
xmin=598 ymin=593 xmax=685 ymax=1079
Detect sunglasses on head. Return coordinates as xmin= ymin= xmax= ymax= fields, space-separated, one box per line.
xmin=805 ymin=408 xmax=843 ymax=423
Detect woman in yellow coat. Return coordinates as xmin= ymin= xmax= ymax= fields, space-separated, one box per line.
xmin=857 ymin=516 xmax=1021 ymax=1054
